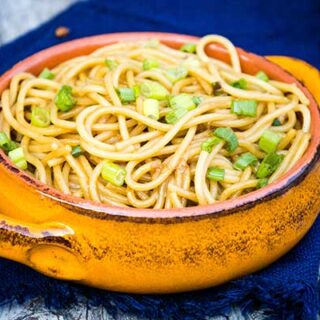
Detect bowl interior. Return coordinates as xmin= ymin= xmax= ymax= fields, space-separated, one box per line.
xmin=0 ymin=32 xmax=319 ymax=219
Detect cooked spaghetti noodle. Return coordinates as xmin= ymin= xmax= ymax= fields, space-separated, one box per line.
xmin=0 ymin=35 xmax=311 ymax=208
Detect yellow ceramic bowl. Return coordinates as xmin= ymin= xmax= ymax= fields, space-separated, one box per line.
xmin=0 ymin=33 xmax=319 ymax=293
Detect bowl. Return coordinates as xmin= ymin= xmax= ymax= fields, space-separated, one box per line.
xmin=0 ymin=32 xmax=319 ymax=293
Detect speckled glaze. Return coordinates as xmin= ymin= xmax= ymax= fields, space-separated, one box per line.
xmin=0 ymin=33 xmax=319 ymax=293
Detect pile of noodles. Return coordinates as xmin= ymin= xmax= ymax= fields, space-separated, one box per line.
xmin=0 ymin=35 xmax=311 ymax=209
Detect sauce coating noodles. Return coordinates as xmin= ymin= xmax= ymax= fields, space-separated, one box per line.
xmin=0 ymin=35 xmax=311 ymax=208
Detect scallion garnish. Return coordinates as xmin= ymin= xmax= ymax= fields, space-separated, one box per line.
xmin=233 ymin=152 xmax=258 ymax=170
xmin=31 ymin=107 xmax=50 ymax=127
xmin=180 ymin=43 xmax=196 ymax=54
xmin=201 ymin=137 xmax=222 ymax=153
xmin=8 ymin=147 xmax=27 ymax=170
xmin=71 ymin=145 xmax=84 ymax=158
xmin=143 ymin=99 xmax=160 ymax=120
xmin=213 ymin=127 xmax=238 ymax=153
xmin=55 ymin=85 xmax=76 ymax=112
xmin=272 ymin=119 xmax=282 ymax=126
xmin=140 ymin=81 xmax=169 ymax=100
xmin=258 ymin=130 xmax=281 ymax=153
xmin=256 ymin=71 xmax=269 ymax=82
xmin=231 ymin=78 xmax=247 ymax=89
xmin=257 ymin=178 xmax=269 ymax=188
xmin=133 ymin=85 xmax=140 ymax=98
xmin=165 ymin=66 xmax=188 ymax=83
xmin=166 ymin=94 xmax=197 ymax=124
xmin=206 ymin=167 xmax=225 ymax=181
xmin=192 ymin=96 xmax=203 ymax=106
xmin=105 ymin=59 xmax=118 ymax=70
xmin=257 ymin=152 xmax=284 ymax=178
xmin=165 ymin=108 xmax=188 ymax=124
xmin=118 ymin=87 xmax=136 ymax=103
xmin=169 ymin=93 xmax=196 ymax=110
xmin=0 ymin=132 xmax=18 ymax=154
xmin=101 ymin=161 xmax=126 ymax=186
xmin=39 ymin=68 xmax=55 ymax=80
xmin=0 ymin=132 xmax=9 ymax=148
xmin=143 ymin=58 xmax=160 ymax=71
xmin=231 ymin=100 xmax=257 ymax=117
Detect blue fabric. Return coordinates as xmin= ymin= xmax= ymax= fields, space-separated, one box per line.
xmin=0 ymin=0 xmax=319 ymax=319
xmin=1 ymin=0 xmax=320 ymax=72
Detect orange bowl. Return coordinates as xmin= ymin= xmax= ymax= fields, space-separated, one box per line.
xmin=0 ymin=32 xmax=319 ymax=293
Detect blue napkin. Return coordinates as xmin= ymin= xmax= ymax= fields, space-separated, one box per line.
xmin=0 ymin=1 xmax=319 ymax=319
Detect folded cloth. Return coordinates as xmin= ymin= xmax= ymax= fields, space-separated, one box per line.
xmin=0 ymin=0 xmax=319 ymax=319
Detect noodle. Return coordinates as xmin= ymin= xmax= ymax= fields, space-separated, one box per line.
xmin=0 ymin=35 xmax=311 ymax=208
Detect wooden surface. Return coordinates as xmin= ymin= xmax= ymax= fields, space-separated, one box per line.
xmin=0 ymin=1 xmax=253 ymax=319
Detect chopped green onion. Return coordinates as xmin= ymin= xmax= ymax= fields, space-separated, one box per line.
xmin=71 ymin=145 xmax=84 ymax=158
xmin=0 ymin=132 xmax=9 ymax=147
xmin=118 ymin=87 xmax=136 ymax=103
xmin=15 ymin=160 xmax=28 ymax=170
xmin=140 ymin=81 xmax=169 ymax=100
xmin=231 ymin=100 xmax=257 ymax=117
xmin=169 ymin=94 xmax=196 ymax=110
xmin=257 ymin=178 xmax=269 ymax=188
xmin=180 ymin=43 xmax=196 ymax=53
xmin=233 ymin=152 xmax=258 ymax=170
xmin=192 ymin=96 xmax=203 ymax=106
xmin=272 ymin=118 xmax=282 ymax=126
xmin=206 ymin=167 xmax=225 ymax=181
xmin=231 ymin=78 xmax=247 ymax=89
xmin=143 ymin=99 xmax=160 ymax=120
xmin=8 ymin=147 xmax=27 ymax=170
xmin=257 ymin=152 xmax=284 ymax=178
xmin=55 ymin=85 xmax=76 ymax=112
xmin=182 ymin=57 xmax=201 ymax=68
xmin=133 ymin=85 xmax=140 ymax=98
xmin=166 ymin=94 xmax=197 ymax=124
xmin=0 ymin=132 xmax=10 ymax=152
xmin=212 ymin=81 xmax=224 ymax=96
xmin=0 ymin=132 xmax=18 ymax=153
xmin=259 ymin=130 xmax=281 ymax=153
xmin=105 ymin=59 xmax=118 ymax=70
xmin=145 ymin=39 xmax=160 ymax=48
xmin=256 ymin=71 xmax=269 ymax=82
xmin=165 ymin=66 xmax=188 ymax=83
xmin=39 ymin=68 xmax=55 ymax=80
xmin=213 ymin=128 xmax=238 ymax=153
xmin=143 ymin=58 xmax=160 ymax=71
xmin=201 ymin=137 xmax=222 ymax=153
xmin=101 ymin=161 xmax=126 ymax=186
xmin=165 ymin=108 xmax=189 ymax=124
xmin=31 ymin=107 xmax=50 ymax=127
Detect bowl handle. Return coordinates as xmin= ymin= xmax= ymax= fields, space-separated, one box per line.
xmin=0 ymin=214 xmax=86 ymax=280
xmin=266 ymin=56 xmax=320 ymax=104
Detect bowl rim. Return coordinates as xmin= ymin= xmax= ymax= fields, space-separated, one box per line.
xmin=0 ymin=31 xmax=319 ymax=221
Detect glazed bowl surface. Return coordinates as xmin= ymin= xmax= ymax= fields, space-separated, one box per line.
xmin=0 ymin=32 xmax=319 ymax=293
